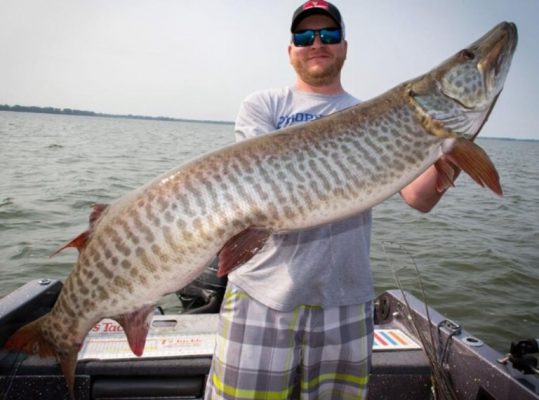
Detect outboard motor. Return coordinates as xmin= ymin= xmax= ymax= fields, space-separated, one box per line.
xmin=177 ymin=257 xmax=227 ymax=314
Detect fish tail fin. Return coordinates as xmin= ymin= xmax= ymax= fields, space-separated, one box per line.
xmin=445 ymin=138 xmax=503 ymax=196
xmin=4 ymin=315 xmax=55 ymax=357
xmin=58 ymin=350 xmax=79 ymax=400
xmin=5 ymin=315 xmax=78 ymax=399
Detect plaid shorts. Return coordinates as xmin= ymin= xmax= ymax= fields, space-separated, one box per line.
xmin=204 ymin=283 xmax=374 ymax=400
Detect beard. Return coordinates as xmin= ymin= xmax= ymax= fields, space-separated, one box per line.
xmin=291 ymin=53 xmax=346 ymax=87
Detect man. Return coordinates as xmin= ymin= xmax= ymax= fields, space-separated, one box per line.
xmin=205 ymin=2 xmax=456 ymax=399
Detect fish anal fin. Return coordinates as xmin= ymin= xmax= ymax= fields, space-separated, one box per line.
xmin=217 ymin=227 xmax=271 ymax=277
xmin=445 ymin=138 xmax=503 ymax=196
xmin=115 ymin=304 xmax=155 ymax=356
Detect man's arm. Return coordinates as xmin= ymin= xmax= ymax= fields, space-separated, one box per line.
xmin=400 ymin=158 xmax=460 ymax=213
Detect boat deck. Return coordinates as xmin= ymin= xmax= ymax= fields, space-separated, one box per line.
xmin=0 ymin=279 xmax=537 ymax=399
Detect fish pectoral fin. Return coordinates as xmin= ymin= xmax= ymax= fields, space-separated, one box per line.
xmin=444 ymin=138 xmax=503 ymax=196
xmin=217 ymin=227 xmax=272 ymax=277
xmin=114 ymin=304 xmax=155 ymax=357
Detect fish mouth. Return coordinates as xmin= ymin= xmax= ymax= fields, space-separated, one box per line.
xmin=477 ymin=22 xmax=518 ymax=76
xmin=407 ymin=22 xmax=518 ymax=140
xmin=456 ymin=22 xmax=518 ymax=138
xmin=472 ymin=22 xmax=517 ymax=138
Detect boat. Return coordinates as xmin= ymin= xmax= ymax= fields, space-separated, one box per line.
xmin=0 ymin=268 xmax=538 ymax=400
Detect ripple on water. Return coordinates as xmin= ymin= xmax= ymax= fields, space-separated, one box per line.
xmin=1 ymin=114 xmax=538 ymax=352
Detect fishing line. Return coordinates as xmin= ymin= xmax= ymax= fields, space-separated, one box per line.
xmin=381 ymin=241 xmax=458 ymax=400
xmin=1 ymin=351 xmax=26 ymax=400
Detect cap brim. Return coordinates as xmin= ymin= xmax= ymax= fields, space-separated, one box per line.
xmin=291 ymin=9 xmax=341 ymax=32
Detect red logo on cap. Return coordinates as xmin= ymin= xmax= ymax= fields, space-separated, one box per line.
xmin=303 ymin=0 xmax=330 ymax=10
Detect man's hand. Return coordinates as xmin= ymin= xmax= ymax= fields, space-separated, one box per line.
xmin=400 ymin=157 xmax=461 ymax=213
xmin=434 ymin=157 xmax=460 ymax=193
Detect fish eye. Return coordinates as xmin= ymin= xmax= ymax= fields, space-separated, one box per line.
xmin=460 ymin=49 xmax=475 ymax=61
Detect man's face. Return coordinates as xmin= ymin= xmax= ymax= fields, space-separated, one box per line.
xmin=288 ymin=14 xmax=347 ymax=87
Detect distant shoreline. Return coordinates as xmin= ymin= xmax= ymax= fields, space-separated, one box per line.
xmin=0 ymin=104 xmax=233 ymax=125
xmin=1 ymin=104 xmax=535 ymax=141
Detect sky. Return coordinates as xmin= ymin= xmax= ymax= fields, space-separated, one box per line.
xmin=1 ymin=0 xmax=538 ymax=140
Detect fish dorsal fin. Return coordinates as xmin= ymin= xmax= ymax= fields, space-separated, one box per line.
xmin=89 ymin=203 xmax=108 ymax=228
xmin=50 ymin=203 xmax=109 ymax=257
xmin=217 ymin=227 xmax=271 ymax=277
xmin=50 ymin=231 xmax=90 ymax=257
xmin=114 ymin=304 xmax=155 ymax=356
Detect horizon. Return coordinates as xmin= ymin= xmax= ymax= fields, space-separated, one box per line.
xmin=1 ymin=1 xmax=538 ymax=140
xmin=2 ymin=105 xmax=537 ymax=143
xmin=0 ymin=103 xmax=234 ymax=123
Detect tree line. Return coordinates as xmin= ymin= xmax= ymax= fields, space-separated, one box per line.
xmin=0 ymin=104 xmax=231 ymax=124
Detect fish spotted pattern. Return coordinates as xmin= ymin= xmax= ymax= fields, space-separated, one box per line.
xmin=5 ymin=22 xmax=517 ymax=399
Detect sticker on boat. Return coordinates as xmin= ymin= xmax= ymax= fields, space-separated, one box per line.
xmin=373 ymin=329 xmax=421 ymax=351
xmin=78 ymin=315 xmax=420 ymax=361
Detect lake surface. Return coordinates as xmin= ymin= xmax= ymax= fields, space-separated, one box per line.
xmin=1 ymin=111 xmax=538 ymax=353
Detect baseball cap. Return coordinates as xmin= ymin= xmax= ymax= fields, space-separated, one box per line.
xmin=290 ymin=1 xmax=343 ymax=32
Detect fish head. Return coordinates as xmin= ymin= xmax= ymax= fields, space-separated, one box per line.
xmin=407 ymin=22 xmax=518 ymax=139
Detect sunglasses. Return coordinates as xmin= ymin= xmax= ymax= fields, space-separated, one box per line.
xmin=292 ymin=27 xmax=343 ymax=47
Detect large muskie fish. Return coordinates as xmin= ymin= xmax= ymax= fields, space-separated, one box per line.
xmin=6 ymin=22 xmax=517 ymax=397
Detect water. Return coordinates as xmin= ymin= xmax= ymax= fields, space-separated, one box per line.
xmin=1 ymin=111 xmax=538 ymax=353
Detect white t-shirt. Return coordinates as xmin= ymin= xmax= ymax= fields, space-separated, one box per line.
xmin=229 ymin=86 xmax=374 ymax=311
